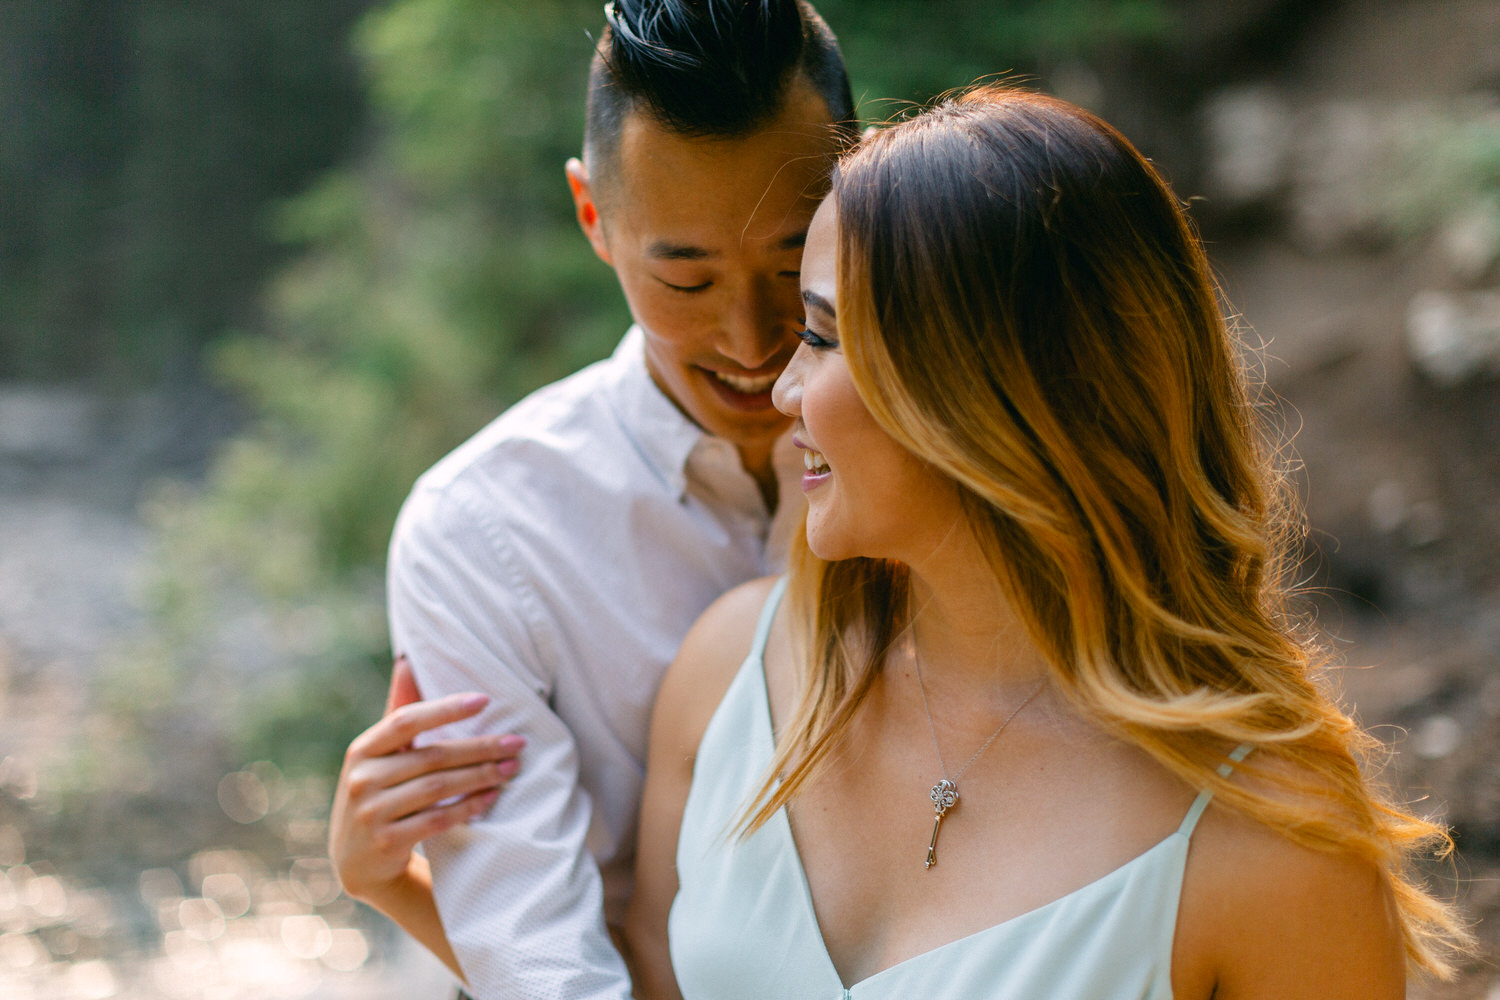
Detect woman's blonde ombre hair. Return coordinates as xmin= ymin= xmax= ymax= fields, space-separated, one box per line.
xmin=743 ymin=86 xmax=1471 ymax=975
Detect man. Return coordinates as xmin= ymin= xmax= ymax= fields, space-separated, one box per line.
xmin=329 ymin=2 xmax=855 ymax=996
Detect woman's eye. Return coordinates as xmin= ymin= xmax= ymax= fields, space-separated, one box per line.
xmin=795 ymin=324 xmax=836 ymax=349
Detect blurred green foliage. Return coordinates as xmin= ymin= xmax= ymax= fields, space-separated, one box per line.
xmin=819 ymin=0 xmax=1171 ymax=110
xmin=0 ymin=0 xmax=370 ymax=382
xmin=1379 ymin=106 xmax=1500 ymax=242
xmin=135 ymin=0 xmax=1176 ymax=776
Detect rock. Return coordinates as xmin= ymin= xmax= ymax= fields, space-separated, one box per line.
xmin=1439 ymin=198 xmax=1500 ymax=283
xmin=1406 ymin=288 xmax=1500 ymax=383
xmin=0 ymin=386 xmax=103 ymax=464
xmin=1202 ymin=84 xmax=1295 ymax=207
xmin=1412 ymin=713 xmax=1464 ymax=759
xmin=1286 ymin=100 xmax=1398 ymax=250
xmin=1049 ymin=60 xmax=1105 ymax=115
xmin=1366 ymin=479 xmax=1409 ymax=536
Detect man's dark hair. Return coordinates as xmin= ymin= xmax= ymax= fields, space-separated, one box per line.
xmin=583 ymin=0 xmax=855 ymax=189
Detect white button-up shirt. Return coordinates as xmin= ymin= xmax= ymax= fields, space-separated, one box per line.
xmin=388 ymin=327 xmax=803 ymax=1000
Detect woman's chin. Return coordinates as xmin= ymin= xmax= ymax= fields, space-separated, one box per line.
xmin=802 ymin=528 xmax=846 ymax=563
xmin=803 ymin=524 xmax=870 ymax=564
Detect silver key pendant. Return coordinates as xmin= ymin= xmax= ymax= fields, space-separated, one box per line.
xmin=925 ymin=779 xmax=958 ymax=869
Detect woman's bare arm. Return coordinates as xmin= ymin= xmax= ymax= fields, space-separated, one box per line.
xmin=624 ymin=578 xmax=780 ymax=1000
xmin=1173 ymin=796 xmax=1407 ymax=1000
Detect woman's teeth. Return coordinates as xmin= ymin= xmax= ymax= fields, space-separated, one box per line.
xmin=803 ymin=449 xmax=830 ymax=474
xmin=715 ymin=371 xmax=778 ymax=394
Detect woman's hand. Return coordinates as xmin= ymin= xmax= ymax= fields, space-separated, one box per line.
xmin=329 ymin=657 xmax=525 ymax=904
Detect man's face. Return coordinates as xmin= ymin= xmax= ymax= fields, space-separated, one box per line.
xmin=570 ymin=84 xmax=839 ymax=475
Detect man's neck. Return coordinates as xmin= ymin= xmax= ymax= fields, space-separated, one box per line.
xmin=739 ymin=443 xmax=780 ymax=513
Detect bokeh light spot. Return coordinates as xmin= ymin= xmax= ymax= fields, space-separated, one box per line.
xmin=288 ymin=858 xmax=340 ymax=908
xmin=138 ymin=868 xmax=183 ymax=908
xmin=0 ymin=826 xmax=23 ymax=867
xmin=178 ymin=897 xmax=226 ymax=942
xmin=279 ymin=914 xmax=331 ymax=960
xmin=217 ymin=771 xmax=270 ymax=824
xmin=23 ymin=875 xmax=67 ymax=921
xmin=65 ymin=958 xmax=118 ymax=999
xmin=200 ymin=873 xmax=251 ymax=919
xmin=319 ymin=927 xmax=368 ymax=972
xmin=0 ymin=931 xmax=46 ymax=968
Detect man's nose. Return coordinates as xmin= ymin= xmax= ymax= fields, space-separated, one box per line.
xmin=721 ymin=278 xmax=796 ymax=369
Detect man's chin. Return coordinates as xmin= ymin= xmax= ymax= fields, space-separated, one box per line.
xmin=695 ymin=405 xmax=792 ymax=464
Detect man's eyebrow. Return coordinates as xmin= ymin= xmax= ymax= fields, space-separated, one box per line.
xmin=802 ymin=289 xmax=835 ymax=318
xmin=645 ymin=231 xmax=808 ymax=260
xmin=646 ymin=241 xmax=715 ymax=261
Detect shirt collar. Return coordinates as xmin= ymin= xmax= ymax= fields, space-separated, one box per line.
xmin=609 ymin=326 xmax=704 ymax=499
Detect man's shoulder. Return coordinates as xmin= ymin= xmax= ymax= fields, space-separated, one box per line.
xmin=424 ymin=352 xmax=631 ymax=488
xmin=394 ymin=340 xmax=670 ymax=547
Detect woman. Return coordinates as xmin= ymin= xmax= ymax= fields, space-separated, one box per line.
xmin=332 ymin=87 xmax=1470 ymax=995
xmin=622 ymin=87 xmax=1468 ymax=998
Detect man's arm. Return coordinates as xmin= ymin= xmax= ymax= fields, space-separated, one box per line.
xmin=329 ymin=658 xmax=521 ymax=979
xmin=389 ymin=488 xmax=633 ymax=1000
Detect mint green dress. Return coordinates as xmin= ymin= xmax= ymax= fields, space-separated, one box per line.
xmin=668 ymin=578 xmax=1248 ymax=999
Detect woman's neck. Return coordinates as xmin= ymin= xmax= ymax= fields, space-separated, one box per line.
xmin=904 ymin=523 xmax=1050 ymax=696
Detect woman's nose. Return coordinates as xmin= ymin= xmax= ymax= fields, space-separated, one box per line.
xmin=772 ymin=347 xmax=806 ymax=417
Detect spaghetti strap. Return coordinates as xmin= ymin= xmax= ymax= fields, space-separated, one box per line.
xmin=1177 ymin=743 xmax=1254 ymax=837
xmin=747 ymin=576 xmax=789 ymax=663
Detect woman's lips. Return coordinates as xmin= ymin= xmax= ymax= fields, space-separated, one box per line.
xmin=793 ymin=435 xmax=831 ymax=491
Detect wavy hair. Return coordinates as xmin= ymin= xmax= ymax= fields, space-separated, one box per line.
xmin=742 ymin=86 xmax=1471 ymax=975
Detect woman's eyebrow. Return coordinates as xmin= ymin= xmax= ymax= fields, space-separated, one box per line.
xmin=802 ymin=289 xmax=835 ymax=319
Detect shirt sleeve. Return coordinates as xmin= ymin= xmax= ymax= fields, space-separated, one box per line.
xmin=387 ymin=483 xmax=634 ymax=1000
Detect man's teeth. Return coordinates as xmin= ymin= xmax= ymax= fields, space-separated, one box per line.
xmin=714 ymin=371 xmax=778 ymax=394
xmin=803 ymin=449 xmax=830 ymax=473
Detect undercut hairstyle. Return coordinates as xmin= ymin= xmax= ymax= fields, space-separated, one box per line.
xmin=583 ymin=0 xmax=855 ymax=194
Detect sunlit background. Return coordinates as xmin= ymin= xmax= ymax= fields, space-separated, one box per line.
xmin=1 ymin=1 xmax=1497 ymax=997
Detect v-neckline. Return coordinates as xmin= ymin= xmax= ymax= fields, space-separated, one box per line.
xmin=774 ymin=801 xmax=1188 ymax=991
xmin=749 ymin=645 xmax=1190 ymax=993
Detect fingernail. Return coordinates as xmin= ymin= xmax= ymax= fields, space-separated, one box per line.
xmin=466 ymin=795 xmax=499 ymax=823
xmin=459 ymin=693 xmax=489 ymax=712
xmin=497 ymin=735 xmax=526 ymax=752
xmin=497 ymin=758 xmax=520 ymax=777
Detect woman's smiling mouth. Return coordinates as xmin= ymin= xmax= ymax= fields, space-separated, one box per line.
xmin=793 ymin=434 xmax=832 ymax=491
xmin=802 ymin=448 xmax=829 ymax=473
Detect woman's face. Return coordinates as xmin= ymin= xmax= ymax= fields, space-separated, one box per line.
xmin=772 ymin=198 xmax=966 ymax=564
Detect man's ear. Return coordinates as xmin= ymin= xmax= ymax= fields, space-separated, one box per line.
xmin=565 ymin=157 xmax=612 ymax=266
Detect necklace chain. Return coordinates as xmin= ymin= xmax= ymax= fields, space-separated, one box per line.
xmin=907 ymin=591 xmax=1048 ymax=869
xmin=910 ymin=631 xmax=1046 ymax=786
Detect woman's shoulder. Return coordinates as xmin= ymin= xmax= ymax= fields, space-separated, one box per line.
xmin=651 ymin=576 xmax=783 ymax=759
xmin=676 ymin=575 xmax=784 ymax=683
xmin=1172 ymin=755 xmax=1406 ymax=999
